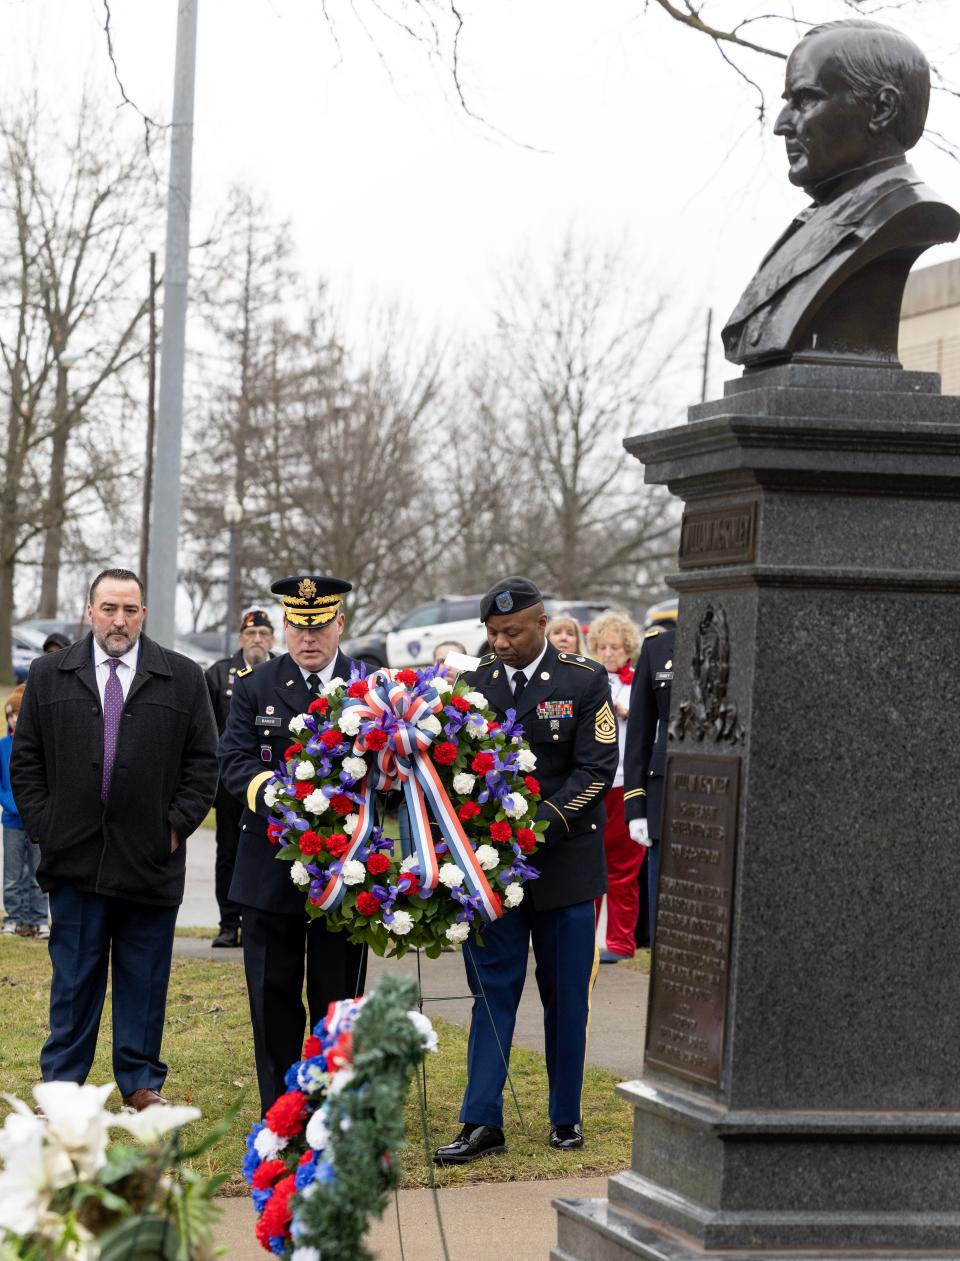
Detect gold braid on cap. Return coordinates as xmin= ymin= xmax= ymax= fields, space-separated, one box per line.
xmin=283 ymin=594 xmax=343 ymax=627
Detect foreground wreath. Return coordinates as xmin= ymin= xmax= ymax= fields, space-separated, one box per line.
xmin=265 ymin=665 xmax=546 ymax=956
xmin=243 ymin=974 xmax=434 ymax=1259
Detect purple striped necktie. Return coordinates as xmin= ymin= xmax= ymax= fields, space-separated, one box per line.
xmin=101 ymin=658 xmax=123 ymax=802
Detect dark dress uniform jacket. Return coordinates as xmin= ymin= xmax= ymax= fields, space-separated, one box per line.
xmin=623 ymin=625 xmax=675 ymax=841
xmin=205 ymin=650 xmax=275 ymax=802
xmin=9 ymin=632 xmax=218 ymax=906
xmin=464 ymin=641 xmax=618 ymax=911
xmin=218 ymin=649 xmax=355 ymax=915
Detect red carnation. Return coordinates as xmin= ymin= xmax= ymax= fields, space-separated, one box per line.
xmin=458 ymin=800 xmax=481 ymax=822
xmin=523 ymin=775 xmax=541 ymax=795
xmin=489 ymin=820 xmax=513 ymax=844
xmin=303 ymin=1034 xmax=322 ymax=1059
xmin=266 ymin=821 xmax=283 ymax=846
xmin=325 ymin=832 xmax=349 ymax=858
xmin=516 ymin=827 xmax=536 ymax=853
xmin=449 ymin=695 xmax=471 ymax=713
xmin=264 ymin=1090 xmax=308 ymax=1139
xmin=330 ymin=792 xmax=353 ymax=815
xmin=488 ymin=722 xmax=500 ymax=730
xmin=308 ymin=696 xmax=329 ymax=714
xmin=367 ymin=852 xmax=390 ymax=875
xmin=433 ymin=741 xmax=458 ymax=765
xmin=258 ymin=1173 xmax=296 ymax=1239
xmin=283 ymin=743 xmax=303 ymax=760
xmin=365 ymin=728 xmax=388 ymax=751
xmin=299 ymin=1149 xmax=315 ymax=1166
xmin=471 ymin=751 xmax=495 ymax=775
xmin=294 ymin=782 xmax=313 ymax=800
xmin=396 ymin=669 xmax=418 ymax=686
xmin=299 ymin=830 xmax=323 ymax=856
xmin=397 ymin=871 xmax=420 ymax=896
xmin=320 ymin=728 xmax=342 ymax=749
xmin=356 ymin=891 xmax=380 ymax=917
xmin=348 ymin=680 xmax=368 ymax=697
xmin=251 ymin=1159 xmax=287 ymax=1190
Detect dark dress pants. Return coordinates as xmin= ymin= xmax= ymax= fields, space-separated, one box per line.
xmin=241 ymin=905 xmax=368 ymax=1112
xmin=460 ymin=897 xmax=597 ymax=1129
xmin=214 ymin=789 xmax=243 ymax=933
xmin=42 ymin=886 xmax=178 ymax=1098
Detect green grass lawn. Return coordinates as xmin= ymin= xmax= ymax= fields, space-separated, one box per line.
xmin=0 ymin=937 xmax=632 ymax=1195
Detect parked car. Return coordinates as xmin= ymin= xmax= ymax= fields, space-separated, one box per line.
xmin=643 ymin=597 xmax=678 ymax=629
xmin=11 ymin=625 xmax=49 ymax=682
xmin=345 ymin=595 xmax=488 ymax=670
xmin=16 ymin=617 xmax=85 ymax=643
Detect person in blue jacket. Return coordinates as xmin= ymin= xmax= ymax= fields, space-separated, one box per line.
xmin=1 ymin=685 xmax=48 ymax=938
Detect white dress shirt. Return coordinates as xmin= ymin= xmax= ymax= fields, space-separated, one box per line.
xmin=93 ymin=640 xmax=141 ymax=706
xmin=503 ymin=642 xmax=549 ymax=694
xmin=297 ymin=656 xmax=341 ymax=689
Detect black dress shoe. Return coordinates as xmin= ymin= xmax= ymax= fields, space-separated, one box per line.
xmin=211 ymin=928 xmax=240 ymax=948
xmin=433 ymin=1123 xmax=506 ymax=1165
xmin=550 ymin=1123 xmax=584 ymax=1150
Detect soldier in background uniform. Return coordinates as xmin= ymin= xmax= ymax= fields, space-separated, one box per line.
xmin=218 ymin=575 xmax=367 ymax=1112
xmin=204 ymin=609 xmax=275 ymax=948
xmin=434 ymin=577 xmax=618 ymax=1166
xmin=623 ymin=619 xmax=676 ymax=944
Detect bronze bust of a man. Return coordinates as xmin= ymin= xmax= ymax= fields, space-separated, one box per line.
xmin=723 ymin=19 xmax=960 ymax=369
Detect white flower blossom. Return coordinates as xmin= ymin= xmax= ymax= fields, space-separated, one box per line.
xmin=289 ymin=714 xmax=309 ymax=736
xmin=110 ymin=1105 xmax=201 ymax=1144
xmin=295 ymin=759 xmax=315 ymax=781
xmin=389 ymin=910 xmax=414 ymax=936
xmin=292 ymin=1249 xmax=322 ymax=1261
xmin=445 ymin=921 xmax=470 ymax=944
xmin=341 ymin=859 xmax=365 ymax=885
xmin=406 ymin=1010 xmax=439 ymax=1053
xmin=463 ymin=691 xmax=487 ymax=710
xmin=438 ymin=863 xmax=465 ymax=888
xmin=417 ymin=714 xmax=442 ymax=737
xmin=323 ymin=676 xmax=345 ymax=695
xmin=464 ymin=717 xmax=488 ymax=740
xmin=400 ymin=854 xmax=420 ymax=873
xmin=303 ymin=789 xmax=329 ymax=815
xmin=515 ymin=748 xmax=538 ymax=772
xmin=432 ymin=674 xmax=453 ymax=695
xmin=290 ymin=861 xmax=310 ymax=887
xmin=474 ymin=844 xmax=499 ymax=871
xmin=504 ymin=882 xmax=525 ymax=908
xmin=502 ymin=793 xmax=527 ymax=820
xmin=264 ymin=781 xmax=280 ymax=809
xmin=253 ymin=1127 xmax=288 ymax=1159
xmin=343 ymin=813 xmax=360 ymax=836
xmin=328 ymin=1067 xmax=355 ymax=1096
xmin=342 ymin=755 xmax=367 ymax=780
xmin=0 ymin=1102 xmax=74 ymax=1236
xmin=452 ymin=772 xmax=475 ymax=795
xmin=32 ymin=1082 xmax=115 ymax=1179
xmin=305 ymin=1110 xmax=331 ymax=1152
xmin=338 ymin=708 xmax=363 ymax=736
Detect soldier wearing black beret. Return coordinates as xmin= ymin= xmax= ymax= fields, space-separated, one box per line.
xmin=218 ymin=575 xmax=367 ymax=1111
xmin=204 ymin=609 xmax=276 ymax=949
xmin=434 ymin=576 xmax=619 ymax=1165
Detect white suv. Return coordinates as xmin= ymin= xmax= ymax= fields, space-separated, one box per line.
xmin=345 ymin=596 xmax=487 ymax=670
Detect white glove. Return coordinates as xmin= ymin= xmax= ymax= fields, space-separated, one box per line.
xmin=629 ymin=818 xmax=651 ymax=847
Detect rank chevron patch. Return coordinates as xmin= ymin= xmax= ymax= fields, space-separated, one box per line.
xmin=595 ymin=701 xmax=617 ymax=744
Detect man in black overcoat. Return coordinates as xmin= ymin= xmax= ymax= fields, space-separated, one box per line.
xmin=10 ymin=568 xmax=218 ymax=1109
xmin=218 ymin=574 xmax=367 ymax=1112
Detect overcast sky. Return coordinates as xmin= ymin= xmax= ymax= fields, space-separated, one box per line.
xmin=5 ymin=0 xmax=960 ymax=409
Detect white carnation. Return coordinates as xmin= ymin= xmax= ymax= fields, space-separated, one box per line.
xmin=502 ymin=793 xmax=527 ymax=820
xmin=417 ymin=714 xmax=442 ymax=736
xmin=338 ymin=708 xmax=363 ymax=736
xmin=433 ymin=674 xmax=453 ymax=694
xmin=406 ymin=1009 xmax=439 ymax=1052
xmin=341 ymin=859 xmax=365 ymax=885
xmin=304 ymin=1110 xmax=330 ymax=1152
xmin=516 ymin=748 xmax=537 ymax=772
xmin=438 ymin=863 xmax=465 ymax=888
xmin=303 ymin=789 xmax=329 ymax=815
xmin=389 ymin=910 xmax=414 ymax=936
xmin=400 ymin=854 xmax=420 ymax=873
xmin=343 ymin=812 xmax=360 ymax=836
xmin=504 ymin=882 xmax=524 ymax=908
xmin=464 ymin=691 xmax=487 ymax=709
xmin=474 ymin=844 xmax=499 ymax=871
xmin=323 ymin=676 xmax=345 ymax=695
xmin=289 ymin=714 xmax=308 ymax=736
xmin=452 ymin=772 xmax=475 ymax=795
xmin=254 ymin=1127 xmax=288 ymax=1159
xmin=290 ymin=861 xmax=310 ymax=887
xmin=445 ymin=921 xmax=470 ymax=944
xmin=295 ymin=759 xmax=315 ymax=781
xmin=264 ymin=781 xmax=279 ymax=809
xmin=342 ymin=755 xmax=367 ymax=780
xmin=464 ymin=717 xmax=488 ymax=740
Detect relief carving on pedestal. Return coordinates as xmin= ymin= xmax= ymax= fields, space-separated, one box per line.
xmin=670 ymin=603 xmax=745 ymax=744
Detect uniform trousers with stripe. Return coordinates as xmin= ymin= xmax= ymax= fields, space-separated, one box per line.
xmin=460 ymin=897 xmax=597 ymax=1129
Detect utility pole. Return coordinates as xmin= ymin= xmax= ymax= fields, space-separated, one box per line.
xmin=700 ymin=307 xmax=713 ymax=403
xmin=139 ymin=251 xmax=158 ymax=588
xmin=147 ymin=0 xmax=199 ymax=645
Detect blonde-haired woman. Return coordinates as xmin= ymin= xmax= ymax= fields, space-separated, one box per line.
xmin=587 ymin=609 xmax=643 ymax=962
xmin=546 ymin=614 xmax=585 ymax=656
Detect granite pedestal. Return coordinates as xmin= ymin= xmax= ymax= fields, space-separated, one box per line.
xmin=555 ymin=364 xmax=960 ymax=1260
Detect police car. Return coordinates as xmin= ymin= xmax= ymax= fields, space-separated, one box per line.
xmin=345 ymin=595 xmax=487 ymax=670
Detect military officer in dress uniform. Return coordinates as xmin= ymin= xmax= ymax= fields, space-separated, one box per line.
xmin=204 ymin=608 xmax=275 ymax=948
xmin=623 ymin=620 xmax=676 ymax=943
xmin=434 ymin=577 xmax=618 ymax=1165
xmin=218 ymin=575 xmax=368 ymax=1112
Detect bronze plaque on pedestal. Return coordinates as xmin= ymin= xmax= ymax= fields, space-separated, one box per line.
xmin=645 ymin=752 xmax=740 ymax=1088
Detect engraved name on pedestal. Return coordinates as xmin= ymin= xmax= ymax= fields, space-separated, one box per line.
xmin=679 ymin=503 xmax=757 ymax=568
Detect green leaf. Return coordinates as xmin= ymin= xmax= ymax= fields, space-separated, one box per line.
xmin=98 ymin=1215 xmax=179 ymax=1261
